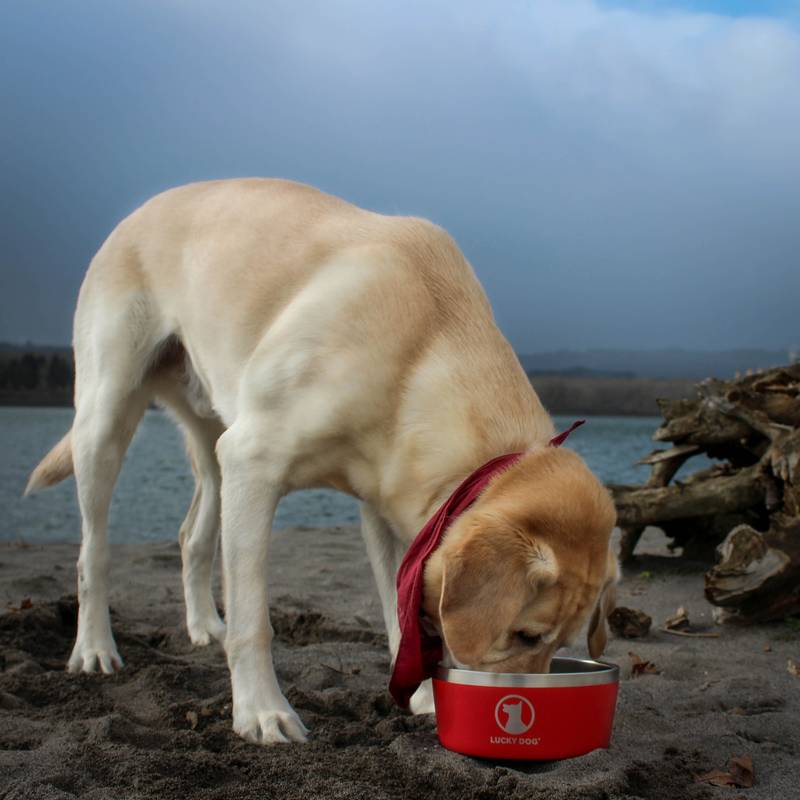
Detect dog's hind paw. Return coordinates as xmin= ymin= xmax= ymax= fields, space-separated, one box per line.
xmin=234 ymin=707 xmax=309 ymax=745
xmin=187 ymin=614 xmax=226 ymax=647
xmin=67 ymin=642 xmax=124 ymax=675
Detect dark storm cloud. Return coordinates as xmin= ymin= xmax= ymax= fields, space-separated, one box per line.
xmin=1 ymin=0 xmax=798 ymax=350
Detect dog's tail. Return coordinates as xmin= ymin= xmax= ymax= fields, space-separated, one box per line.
xmin=24 ymin=431 xmax=74 ymax=496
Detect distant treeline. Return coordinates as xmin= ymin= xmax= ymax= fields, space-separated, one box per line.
xmin=0 ymin=351 xmax=74 ymax=406
xmin=518 ymin=348 xmax=793 ymax=380
xmin=0 ymin=346 xmax=697 ymax=415
xmin=529 ymin=373 xmax=696 ymax=417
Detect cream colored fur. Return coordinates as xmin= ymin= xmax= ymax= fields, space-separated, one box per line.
xmin=27 ymin=178 xmax=617 ymax=745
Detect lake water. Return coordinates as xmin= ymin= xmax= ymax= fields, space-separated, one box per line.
xmin=1 ymin=407 xmax=702 ymax=543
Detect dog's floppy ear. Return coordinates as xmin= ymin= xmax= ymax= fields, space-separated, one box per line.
xmin=587 ymin=546 xmax=619 ymax=659
xmin=439 ymin=525 xmax=557 ymax=666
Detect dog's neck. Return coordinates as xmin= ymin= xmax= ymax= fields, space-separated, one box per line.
xmin=369 ymin=332 xmax=555 ymax=541
xmin=379 ymin=437 xmax=543 ymax=544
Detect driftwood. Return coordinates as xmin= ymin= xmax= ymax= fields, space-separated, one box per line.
xmin=616 ymin=445 xmax=698 ymax=561
xmin=705 ymin=517 xmax=800 ymax=622
xmin=612 ymin=463 xmax=766 ymax=529
xmin=608 ymin=363 xmax=800 ymax=623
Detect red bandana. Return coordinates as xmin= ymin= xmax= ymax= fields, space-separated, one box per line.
xmin=388 ymin=419 xmax=585 ymax=707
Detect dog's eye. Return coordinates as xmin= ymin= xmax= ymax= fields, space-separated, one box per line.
xmin=515 ymin=631 xmax=542 ymax=647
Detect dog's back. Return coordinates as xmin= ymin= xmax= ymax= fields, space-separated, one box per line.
xmin=77 ymin=179 xmax=501 ymax=422
xmin=30 ymin=178 xmax=542 ymax=525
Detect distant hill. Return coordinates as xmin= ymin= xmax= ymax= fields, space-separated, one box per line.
xmin=518 ymin=348 xmax=794 ymax=380
xmin=4 ymin=343 xmax=792 ymax=379
xmin=529 ymin=375 xmax=696 ymax=416
xmin=525 ymin=366 xmax=636 ymax=379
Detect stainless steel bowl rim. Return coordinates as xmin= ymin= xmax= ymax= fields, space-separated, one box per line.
xmin=434 ymin=657 xmax=619 ymax=687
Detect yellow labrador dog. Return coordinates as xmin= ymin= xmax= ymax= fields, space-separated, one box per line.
xmin=26 ymin=179 xmax=617 ymax=745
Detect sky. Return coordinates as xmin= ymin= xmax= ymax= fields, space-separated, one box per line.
xmin=1 ymin=0 xmax=798 ymax=353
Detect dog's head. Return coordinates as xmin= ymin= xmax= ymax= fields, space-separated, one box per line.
xmin=423 ymin=447 xmax=618 ymax=672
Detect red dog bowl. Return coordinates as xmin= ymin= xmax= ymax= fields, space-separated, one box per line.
xmin=432 ymin=657 xmax=619 ymax=760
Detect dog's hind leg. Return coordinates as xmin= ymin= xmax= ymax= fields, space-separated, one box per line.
xmin=156 ymin=377 xmax=226 ymax=646
xmin=69 ymin=288 xmax=158 ymax=674
xmin=177 ymin=423 xmax=226 ymax=645
xmin=179 ymin=447 xmax=225 ymax=645
xmin=70 ymin=386 xmax=150 ymax=673
xmin=359 ymin=503 xmax=435 ymax=714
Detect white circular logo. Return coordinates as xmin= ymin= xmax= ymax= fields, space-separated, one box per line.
xmin=494 ymin=694 xmax=535 ymax=735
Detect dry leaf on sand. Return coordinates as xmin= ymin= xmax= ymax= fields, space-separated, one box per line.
xmin=694 ymin=754 xmax=754 ymax=788
xmin=661 ymin=606 xmax=719 ymax=638
xmin=664 ymin=606 xmax=689 ymax=631
xmin=788 ymin=658 xmax=800 ymax=678
xmin=629 ymin=651 xmax=660 ymax=677
xmin=6 ymin=598 xmax=33 ymax=613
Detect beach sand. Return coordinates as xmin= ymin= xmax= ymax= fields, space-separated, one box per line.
xmin=0 ymin=526 xmax=798 ymax=800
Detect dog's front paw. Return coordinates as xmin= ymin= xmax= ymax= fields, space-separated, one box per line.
xmin=409 ymin=680 xmax=435 ymax=715
xmin=233 ymin=706 xmax=308 ymax=744
xmin=187 ymin=613 xmax=226 ymax=647
xmin=67 ymin=640 xmax=123 ymax=675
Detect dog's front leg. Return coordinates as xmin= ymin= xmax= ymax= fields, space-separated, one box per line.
xmin=217 ymin=425 xmax=307 ymax=745
xmin=359 ymin=503 xmax=403 ymax=656
xmin=360 ymin=503 xmax=436 ymax=715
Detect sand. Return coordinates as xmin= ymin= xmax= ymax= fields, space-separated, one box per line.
xmin=1 ymin=526 xmax=798 ymax=800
